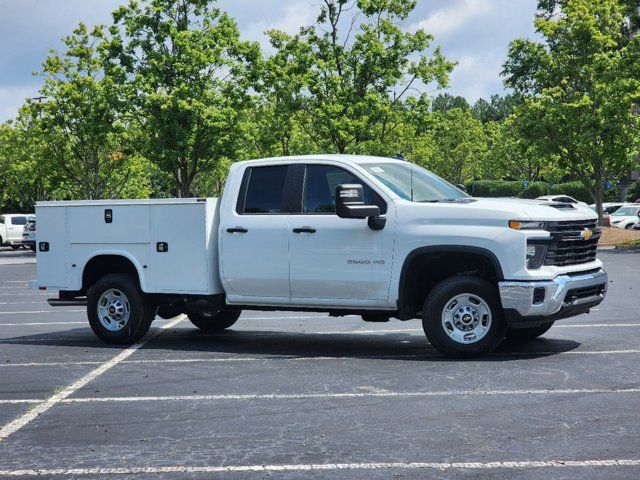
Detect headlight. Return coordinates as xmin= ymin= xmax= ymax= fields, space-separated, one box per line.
xmin=509 ymin=220 xmax=546 ymax=230
xmin=526 ymin=243 xmax=547 ymax=269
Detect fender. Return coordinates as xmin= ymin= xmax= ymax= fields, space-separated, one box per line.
xmin=76 ymin=250 xmax=148 ymax=292
xmin=396 ymin=245 xmax=505 ymax=319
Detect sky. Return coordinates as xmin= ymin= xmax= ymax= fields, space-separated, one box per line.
xmin=0 ymin=0 xmax=539 ymax=122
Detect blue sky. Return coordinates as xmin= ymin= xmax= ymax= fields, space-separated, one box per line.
xmin=0 ymin=0 xmax=539 ymax=122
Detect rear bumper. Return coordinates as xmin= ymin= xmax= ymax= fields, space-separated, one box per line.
xmin=499 ymin=268 xmax=607 ymax=327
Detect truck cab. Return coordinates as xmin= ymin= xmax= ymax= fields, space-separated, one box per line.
xmin=34 ymin=155 xmax=607 ymax=357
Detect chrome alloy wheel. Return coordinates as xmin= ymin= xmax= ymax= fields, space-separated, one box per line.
xmin=97 ymin=288 xmax=131 ymax=332
xmin=441 ymin=293 xmax=492 ymax=344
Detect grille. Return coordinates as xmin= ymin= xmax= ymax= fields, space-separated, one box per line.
xmin=565 ymin=284 xmax=606 ymax=304
xmin=544 ymin=220 xmax=600 ymax=266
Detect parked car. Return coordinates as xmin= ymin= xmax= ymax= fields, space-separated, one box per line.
xmin=34 ymin=155 xmax=607 ymax=357
xmin=609 ymin=204 xmax=640 ymax=229
xmin=0 ymin=213 xmax=35 ymax=249
xmin=536 ymin=195 xmax=588 ymax=207
xmin=588 ymin=203 xmax=626 ymax=227
xmin=21 ymin=217 xmax=36 ymax=251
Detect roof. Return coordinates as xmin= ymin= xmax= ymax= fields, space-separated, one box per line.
xmin=234 ymin=154 xmax=407 ymax=166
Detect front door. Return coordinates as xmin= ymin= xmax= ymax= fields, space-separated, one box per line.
xmin=288 ymin=164 xmax=395 ymax=307
xmin=220 ymin=164 xmax=293 ymax=303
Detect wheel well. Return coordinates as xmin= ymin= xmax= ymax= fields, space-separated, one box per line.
xmin=82 ymin=255 xmax=140 ymax=294
xmin=398 ymin=248 xmax=502 ymax=320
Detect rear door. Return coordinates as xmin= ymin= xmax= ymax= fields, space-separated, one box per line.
xmin=220 ymin=164 xmax=294 ymax=301
xmin=288 ymin=163 xmax=395 ymax=306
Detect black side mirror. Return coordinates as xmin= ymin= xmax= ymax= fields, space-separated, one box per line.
xmin=455 ymin=184 xmax=467 ymax=192
xmin=335 ymin=184 xmax=386 ymax=230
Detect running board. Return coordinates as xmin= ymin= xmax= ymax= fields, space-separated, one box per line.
xmin=47 ymin=298 xmax=87 ymax=307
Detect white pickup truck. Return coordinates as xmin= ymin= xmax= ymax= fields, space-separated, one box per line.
xmin=34 ymin=155 xmax=607 ymax=356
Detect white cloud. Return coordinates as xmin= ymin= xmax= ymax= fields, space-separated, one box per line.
xmin=446 ymin=53 xmax=505 ymax=102
xmin=411 ymin=0 xmax=491 ymax=37
xmin=0 ymin=85 xmax=40 ymax=123
xmin=244 ymin=1 xmax=316 ymax=48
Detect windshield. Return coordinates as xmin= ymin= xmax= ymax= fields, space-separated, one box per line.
xmin=361 ymin=162 xmax=470 ymax=202
xmin=612 ymin=206 xmax=640 ymax=216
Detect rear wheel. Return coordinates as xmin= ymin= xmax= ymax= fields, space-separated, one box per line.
xmin=506 ymin=322 xmax=554 ymax=341
xmin=10 ymin=245 xmax=20 ymax=250
xmin=87 ymin=274 xmax=155 ymax=344
xmin=188 ymin=308 xmax=240 ymax=332
xmin=422 ymin=276 xmax=506 ymax=357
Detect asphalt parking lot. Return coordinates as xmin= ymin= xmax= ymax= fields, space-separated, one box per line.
xmin=0 ymin=247 xmax=639 ymax=479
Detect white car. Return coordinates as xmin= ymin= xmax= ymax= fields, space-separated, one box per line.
xmin=21 ymin=217 xmax=36 ymax=251
xmin=537 ymin=195 xmax=588 ymax=207
xmin=609 ymin=204 xmax=640 ymax=229
xmin=34 ymin=155 xmax=607 ymax=357
xmin=0 ymin=213 xmax=35 ymax=249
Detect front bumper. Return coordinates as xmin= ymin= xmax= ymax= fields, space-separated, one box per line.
xmin=499 ymin=268 xmax=607 ymax=327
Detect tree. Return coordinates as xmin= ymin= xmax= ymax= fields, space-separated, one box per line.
xmin=27 ymin=24 xmax=137 ymax=200
xmin=503 ymin=0 xmax=640 ymax=224
xmin=262 ymin=0 xmax=454 ymax=154
xmin=471 ymin=93 xmax=521 ymax=123
xmin=428 ymin=108 xmax=486 ymax=184
xmin=431 ymin=93 xmax=470 ymax=112
xmin=105 ymin=0 xmax=260 ymax=197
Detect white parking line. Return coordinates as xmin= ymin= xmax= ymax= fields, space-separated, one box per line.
xmin=0 ymin=321 xmax=86 ymax=326
xmin=0 ymin=310 xmax=84 ymax=315
xmin=0 ymin=399 xmax=42 ymax=405
xmin=1 ymin=458 xmax=639 ymax=476
xmin=0 ymin=315 xmax=185 ymax=443
xmin=57 ymin=386 xmax=640 ymax=403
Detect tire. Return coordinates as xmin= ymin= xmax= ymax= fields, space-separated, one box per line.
xmin=506 ymin=322 xmax=554 ymax=341
xmin=422 ymin=276 xmax=506 ymax=357
xmin=361 ymin=313 xmax=391 ymax=322
xmin=625 ymin=224 xmax=633 ymax=230
xmin=10 ymin=245 xmax=20 ymax=250
xmin=87 ymin=273 xmax=155 ymax=344
xmin=188 ymin=309 xmax=240 ymax=332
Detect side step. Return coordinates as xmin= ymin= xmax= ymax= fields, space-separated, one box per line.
xmin=47 ymin=298 xmax=87 ymax=307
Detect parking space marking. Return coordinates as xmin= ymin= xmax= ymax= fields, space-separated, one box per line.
xmin=0 ymin=321 xmax=86 ymax=326
xmin=0 ymin=310 xmax=84 ymax=315
xmin=0 ymin=315 xmax=185 ymax=443
xmin=58 ymin=386 xmax=640 ymax=403
xmin=1 ymin=458 xmax=639 ymax=476
xmin=0 ymin=399 xmax=42 ymax=405
xmin=2 ymin=349 xmax=640 ymax=368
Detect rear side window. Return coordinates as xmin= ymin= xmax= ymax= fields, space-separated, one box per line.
xmin=302 ymin=165 xmax=387 ymax=214
xmin=0 ymin=216 xmax=4 ymax=224
xmin=239 ymin=165 xmax=289 ymax=214
xmin=11 ymin=216 xmax=27 ymax=225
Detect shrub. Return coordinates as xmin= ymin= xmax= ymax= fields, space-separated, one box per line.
xmin=627 ymin=181 xmax=640 ymax=202
xmin=469 ymin=180 xmax=524 ymax=197
xmin=519 ymin=181 xmax=551 ymax=199
xmin=551 ymin=181 xmax=592 ymax=203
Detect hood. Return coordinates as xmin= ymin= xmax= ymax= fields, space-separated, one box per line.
xmin=463 ymin=197 xmax=598 ymax=222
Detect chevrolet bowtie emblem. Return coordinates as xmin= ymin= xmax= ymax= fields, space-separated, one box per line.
xmin=581 ymin=228 xmax=593 ymax=240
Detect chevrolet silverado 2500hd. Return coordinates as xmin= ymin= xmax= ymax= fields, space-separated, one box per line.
xmin=34 ymin=155 xmax=607 ymax=356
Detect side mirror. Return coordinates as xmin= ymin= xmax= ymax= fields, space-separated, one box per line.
xmin=335 ymin=184 xmax=386 ymax=230
xmin=455 ymin=184 xmax=467 ymax=192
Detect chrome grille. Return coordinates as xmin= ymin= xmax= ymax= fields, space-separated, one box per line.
xmin=544 ymin=220 xmax=600 ymax=266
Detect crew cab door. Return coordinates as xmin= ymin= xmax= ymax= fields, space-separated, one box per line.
xmin=220 ymin=164 xmax=293 ymax=302
xmin=288 ymin=164 xmax=395 ymax=307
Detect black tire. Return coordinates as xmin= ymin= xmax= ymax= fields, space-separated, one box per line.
xmin=422 ymin=276 xmax=506 ymax=357
xmin=188 ymin=309 xmax=240 ymax=332
xmin=361 ymin=313 xmax=391 ymax=322
xmin=10 ymin=245 xmax=20 ymax=250
xmin=506 ymin=322 xmax=554 ymax=341
xmin=87 ymin=273 xmax=155 ymax=344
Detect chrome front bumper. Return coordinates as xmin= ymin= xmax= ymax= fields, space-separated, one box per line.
xmin=498 ymin=268 xmax=608 ymax=318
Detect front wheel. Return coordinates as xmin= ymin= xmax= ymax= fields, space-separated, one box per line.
xmin=188 ymin=309 xmax=240 ymax=332
xmin=422 ymin=276 xmax=506 ymax=357
xmin=506 ymin=322 xmax=554 ymax=341
xmin=87 ymin=274 xmax=155 ymax=344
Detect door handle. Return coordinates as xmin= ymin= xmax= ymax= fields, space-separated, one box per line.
xmin=293 ymin=227 xmax=316 ymax=234
xmin=226 ymin=227 xmax=248 ymax=234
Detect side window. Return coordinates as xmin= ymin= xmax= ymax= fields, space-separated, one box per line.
xmin=238 ymin=165 xmax=289 ymax=214
xmin=11 ymin=216 xmax=27 ymax=225
xmin=303 ymin=165 xmax=386 ymax=214
xmin=0 ymin=216 xmax=4 ymax=224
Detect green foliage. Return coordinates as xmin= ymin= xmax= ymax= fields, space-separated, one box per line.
xmin=262 ymin=0 xmax=454 ymax=154
xmin=469 ymin=180 xmax=524 ymax=198
xmin=519 ymin=181 xmax=551 ymax=199
xmin=431 ymin=93 xmax=470 ymax=112
xmin=551 ymin=182 xmax=592 ymax=203
xmin=471 ymin=94 xmax=521 ymax=123
xmin=503 ymin=0 xmax=640 ymax=222
xmin=627 ymin=181 xmax=640 ymax=202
